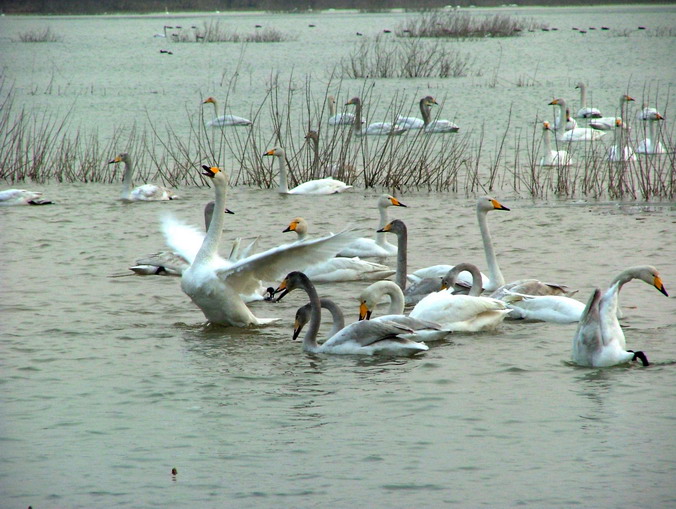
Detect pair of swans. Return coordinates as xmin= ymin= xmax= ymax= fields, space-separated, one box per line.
xmin=549 ymin=98 xmax=605 ymax=141
xmin=336 ymin=194 xmax=408 ymax=258
xmin=572 ymin=266 xmax=668 ymax=367
xmin=395 ymin=96 xmax=460 ymax=133
xmin=539 ymin=121 xmax=573 ymax=166
xmin=575 ymin=82 xmax=603 ymax=118
xmin=588 ymin=94 xmax=635 ymax=131
xmin=263 ymin=147 xmax=352 ymax=195
xmin=275 ymin=271 xmax=429 ymax=355
xmin=0 ymin=189 xmax=52 ymax=206
xmin=109 ymin=153 xmax=179 ymax=201
xmin=175 ymin=166 xmax=358 ymax=327
xmin=327 ymin=95 xmax=357 ymax=126
xmin=282 ymin=217 xmax=395 ymax=282
xmin=344 ymin=97 xmax=407 ymax=136
xmin=202 ymin=97 xmax=252 ymax=127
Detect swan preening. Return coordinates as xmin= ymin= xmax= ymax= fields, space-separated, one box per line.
xmin=0 ymin=189 xmax=52 ymax=206
xmin=263 ymin=147 xmax=352 ymax=195
xmin=336 ymin=194 xmax=408 ymax=258
xmin=396 ymin=96 xmax=460 ymax=133
xmin=539 ymin=121 xmax=573 ymax=166
xmin=282 ymin=217 xmax=395 ymax=282
xmin=572 ymin=266 xmax=668 ymax=367
xmin=345 ymin=97 xmax=407 ymax=136
xmin=177 ymin=165 xmax=358 ymax=327
xmin=575 ymin=82 xmax=603 ymax=118
xmin=548 ymin=98 xmax=605 ymax=141
xmin=108 ymin=153 xmax=179 ymax=201
xmin=202 ymin=97 xmax=252 ymax=127
xmin=275 ymin=271 xmax=429 ymax=355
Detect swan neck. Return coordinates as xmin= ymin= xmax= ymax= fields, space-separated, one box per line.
xmin=193 ymin=178 xmax=227 ymax=267
xmin=302 ymin=279 xmax=322 ymax=352
xmin=420 ymin=100 xmax=431 ymax=125
xmin=580 ymin=86 xmax=587 ymax=107
xmin=477 ymin=207 xmax=504 ymax=289
xmin=121 ymin=159 xmax=133 ymax=199
xmin=376 ymin=202 xmax=389 ymax=247
xmin=277 ymin=155 xmax=289 ymax=194
xmin=352 ymin=101 xmax=362 ymax=132
xmin=543 ymin=128 xmax=552 ymax=154
xmin=382 ymin=284 xmax=405 ymax=315
xmin=328 ymin=98 xmax=336 ymax=117
xmin=394 ymin=229 xmax=407 ymax=291
xmin=323 ymin=299 xmax=345 ymax=337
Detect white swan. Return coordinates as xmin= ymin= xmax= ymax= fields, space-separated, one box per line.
xmin=327 ymin=95 xmax=356 ymax=126
xmin=263 ymin=147 xmax=351 ymax=195
xmin=407 ymin=197 xmax=509 ymax=293
xmin=409 ymin=263 xmax=510 ymax=332
xmin=396 ymin=96 xmax=459 ymax=133
xmin=606 ymin=117 xmax=637 ymax=162
xmin=358 ymin=280 xmax=452 ymax=342
xmin=636 ymin=103 xmax=662 ymax=121
xmin=177 ymin=166 xmax=358 ymax=327
xmin=202 ymin=97 xmax=252 ymax=127
xmin=589 ymin=94 xmax=635 ymax=131
xmin=539 ymin=121 xmax=573 ymax=166
xmin=0 ymin=189 xmax=52 ymax=206
xmin=282 ymin=217 xmax=395 ymax=282
xmin=345 ymin=97 xmax=407 ymax=136
xmin=275 ymin=271 xmax=428 ymax=355
xmin=572 ymin=266 xmax=668 ymax=367
xmin=575 ymin=82 xmax=603 ymax=118
xmin=108 ymin=153 xmax=179 ymax=201
xmin=549 ymin=99 xmax=605 ymax=141
xmin=636 ymin=112 xmax=666 ymax=155
xmin=500 ymin=292 xmax=586 ymax=323
xmin=337 ymin=194 xmax=408 ymax=258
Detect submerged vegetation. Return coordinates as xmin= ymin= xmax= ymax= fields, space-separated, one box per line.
xmin=1 ymin=77 xmax=673 ymax=200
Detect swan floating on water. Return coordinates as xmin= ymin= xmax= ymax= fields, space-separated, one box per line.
xmin=396 ymin=96 xmax=460 ymax=133
xmin=275 ymin=271 xmax=428 ymax=355
xmin=327 ymin=95 xmax=357 ymax=126
xmin=606 ymin=117 xmax=637 ymax=162
xmin=0 ymin=189 xmax=52 ymax=206
xmin=177 ymin=165 xmax=358 ymax=327
xmin=588 ymin=94 xmax=635 ymax=131
xmin=202 ymin=97 xmax=252 ymax=127
xmin=108 ymin=152 xmax=179 ymax=201
xmin=549 ymin=99 xmax=605 ymax=141
xmin=263 ymin=147 xmax=351 ymax=195
xmin=539 ymin=121 xmax=573 ymax=166
xmin=572 ymin=265 xmax=668 ymax=367
xmin=636 ymin=111 xmax=666 ymax=155
xmin=345 ymin=97 xmax=407 ymax=136
xmin=575 ymin=82 xmax=603 ymax=118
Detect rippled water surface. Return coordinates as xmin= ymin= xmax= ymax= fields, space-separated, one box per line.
xmin=1 ymin=6 xmax=676 ymax=508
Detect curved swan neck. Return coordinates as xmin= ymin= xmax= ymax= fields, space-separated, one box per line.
xmin=446 ymin=263 xmax=483 ymax=296
xmin=372 ymin=281 xmax=405 ymax=315
xmin=301 ymin=277 xmax=322 ymax=351
xmin=321 ymin=298 xmax=345 ymax=337
xmin=277 ymin=154 xmax=289 ymax=194
xmin=477 ymin=205 xmax=504 ymax=290
xmin=193 ymin=175 xmax=227 ymax=267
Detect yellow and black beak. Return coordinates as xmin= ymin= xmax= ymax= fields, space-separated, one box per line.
xmin=275 ymin=279 xmax=289 ymax=301
xmin=358 ymin=301 xmax=371 ymax=321
xmin=283 ymin=220 xmax=298 ymax=233
xmin=377 ymin=221 xmax=393 ymax=233
xmin=492 ymin=198 xmax=510 ymax=211
xmin=108 ymin=155 xmax=122 ymax=164
xmin=263 ymin=149 xmax=276 ymax=157
xmin=292 ymin=319 xmax=302 ymax=340
xmin=391 ymin=197 xmax=407 ymax=208
xmin=548 ymin=99 xmax=559 ymax=106
xmin=654 ymin=276 xmax=669 ymax=297
xmin=202 ymin=165 xmax=219 ymax=178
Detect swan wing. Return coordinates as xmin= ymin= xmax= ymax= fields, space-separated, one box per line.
xmin=305 ymin=257 xmax=394 ymax=283
xmin=209 ymin=115 xmax=252 ymax=127
xmin=290 ymin=178 xmax=351 ymax=195
xmin=411 ymin=293 xmax=507 ymax=325
xmin=324 ymin=320 xmax=428 ymax=353
xmin=131 ymin=251 xmax=189 ymax=275
xmin=161 ymin=214 xmax=206 ymax=265
xmin=217 ymin=230 xmax=359 ymax=294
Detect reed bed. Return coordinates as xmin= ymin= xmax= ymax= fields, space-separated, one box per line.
xmin=397 ymin=11 xmax=545 ymax=39
xmin=172 ymin=21 xmax=293 ymax=43
xmin=1 ymin=78 xmax=673 ymax=200
xmin=340 ymin=36 xmax=474 ymax=79
xmin=16 ymin=27 xmax=64 ymax=43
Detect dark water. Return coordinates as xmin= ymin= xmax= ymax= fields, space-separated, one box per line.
xmin=1 ymin=6 xmax=676 ymax=508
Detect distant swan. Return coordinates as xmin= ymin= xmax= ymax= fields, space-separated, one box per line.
xmin=396 ymin=96 xmax=459 ymax=133
xmin=406 ymin=197 xmax=510 ymax=293
xmin=108 ymin=153 xmax=179 ymax=201
xmin=263 ymin=147 xmax=352 ymax=195
xmin=572 ymin=266 xmax=668 ymax=367
xmin=327 ymin=95 xmax=356 ymax=126
xmin=0 ymin=189 xmax=52 ymax=206
xmin=539 ymin=121 xmax=573 ymax=166
xmin=409 ymin=263 xmax=510 ymax=332
xmin=575 ymin=82 xmax=603 ymax=118
xmin=606 ymin=118 xmax=636 ymax=162
xmin=177 ymin=166 xmax=357 ymax=327
xmin=337 ymin=194 xmax=408 ymax=258
xmin=589 ymin=94 xmax=635 ymax=131
xmin=282 ymin=217 xmax=395 ymax=282
xmin=345 ymin=97 xmax=407 ymax=136
xmin=275 ymin=271 xmax=428 ymax=354
xmin=202 ymin=97 xmax=252 ymax=127
xmin=636 ymin=112 xmax=666 ymax=155
xmin=549 ymin=99 xmax=605 ymax=141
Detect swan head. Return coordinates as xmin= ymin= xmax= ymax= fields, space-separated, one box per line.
xmin=283 ymin=217 xmax=308 ymax=235
xmin=202 ymin=97 xmax=216 ymax=105
xmin=622 ymin=94 xmax=635 ymax=103
xmin=327 ymin=95 xmax=336 ymax=105
xmin=345 ymin=97 xmax=361 ymax=106
xmin=263 ymin=147 xmax=285 ymax=158
xmin=304 ymin=130 xmax=319 ymax=142
xmin=293 ymin=303 xmax=312 ymax=339
xmin=377 ymin=219 xmax=406 ymax=235
xmin=575 ymin=81 xmax=585 ymax=90
xmin=275 ymin=271 xmax=310 ymax=302
xmin=548 ymin=98 xmax=566 ymax=107
xmin=543 ymin=121 xmax=552 ymax=131
xmin=378 ymin=194 xmax=407 ymax=208
xmin=477 ymin=196 xmax=510 ymax=212
xmin=108 ymin=152 xmax=130 ymax=165
xmin=627 ymin=350 xmax=650 ymax=366
xmin=421 ymin=95 xmax=438 ymax=106
xmin=201 ymin=164 xmax=227 ymax=181
xmin=635 ymin=266 xmax=668 ymax=296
